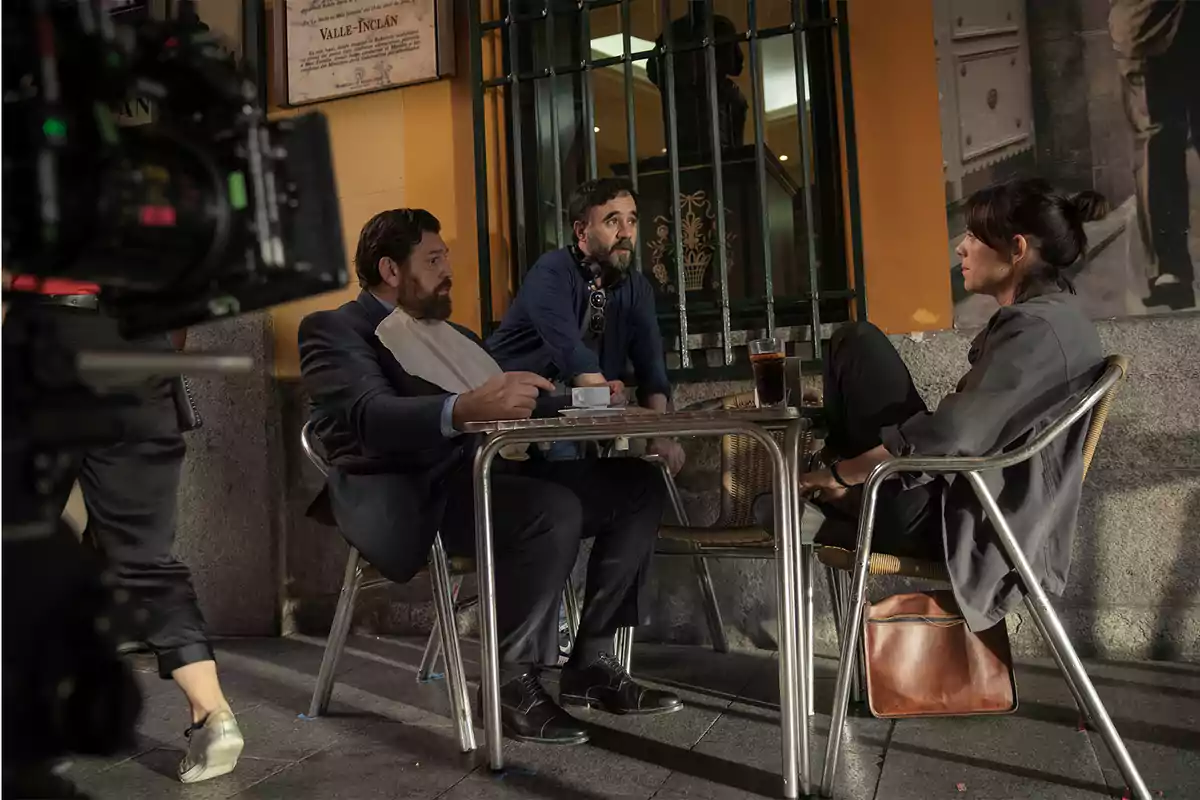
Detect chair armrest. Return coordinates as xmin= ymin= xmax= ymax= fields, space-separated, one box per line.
xmin=842 ymin=358 xmax=1125 ymax=566
xmin=863 ymin=357 xmax=1125 ymax=487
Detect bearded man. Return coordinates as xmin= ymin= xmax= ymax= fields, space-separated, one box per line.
xmin=486 ymin=178 xmax=685 ymax=474
xmin=298 ymin=208 xmax=681 ymax=748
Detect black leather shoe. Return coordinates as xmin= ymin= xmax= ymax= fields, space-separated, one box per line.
xmin=560 ymin=654 xmax=683 ymax=716
xmin=1145 ymin=280 xmax=1196 ymax=311
xmin=480 ymin=672 xmax=589 ymax=746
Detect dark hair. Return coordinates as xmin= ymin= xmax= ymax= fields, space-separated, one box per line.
xmin=568 ymin=178 xmax=638 ymax=239
xmin=964 ymin=178 xmax=1109 ymax=294
xmin=354 ymin=209 xmax=441 ymax=289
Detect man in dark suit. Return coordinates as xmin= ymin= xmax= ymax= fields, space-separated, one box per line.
xmin=298 ymin=209 xmax=681 ymax=747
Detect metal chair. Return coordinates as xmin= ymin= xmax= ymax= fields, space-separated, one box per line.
xmin=652 ymin=391 xmax=820 ymax=712
xmin=593 ymin=453 xmax=708 ymax=677
xmin=300 ymin=421 xmax=475 ymax=752
xmin=817 ymin=356 xmax=1152 ymax=800
xmin=300 ymin=422 xmax=580 ymax=746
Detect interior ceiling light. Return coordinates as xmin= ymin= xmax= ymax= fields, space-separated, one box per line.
xmin=591 ymin=34 xmax=811 ymax=116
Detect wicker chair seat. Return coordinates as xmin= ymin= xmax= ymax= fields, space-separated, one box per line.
xmin=816 ymin=545 xmax=949 ymax=582
xmin=436 ymin=556 xmax=476 ymax=575
xmin=658 ymin=524 xmax=774 ymax=547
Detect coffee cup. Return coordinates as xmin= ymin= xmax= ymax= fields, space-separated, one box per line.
xmin=571 ymin=386 xmax=610 ymax=408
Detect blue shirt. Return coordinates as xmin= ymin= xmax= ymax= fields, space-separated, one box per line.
xmin=485 ymin=247 xmax=672 ymax=403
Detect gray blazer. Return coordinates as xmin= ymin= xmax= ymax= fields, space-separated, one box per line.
xmin=881 ymin=288 xmax=1105 ymax=631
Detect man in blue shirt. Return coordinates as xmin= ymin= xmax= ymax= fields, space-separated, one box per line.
xmin=487 ymin=178 xmax=686 ymax=474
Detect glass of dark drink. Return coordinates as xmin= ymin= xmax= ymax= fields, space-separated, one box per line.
xmin=749 ymin=337 xmax=788 ymax=408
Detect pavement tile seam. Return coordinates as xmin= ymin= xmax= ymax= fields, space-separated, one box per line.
xmin=72 ymin=641 xmax=1200 ymax=800
xmin=214 ymin=640 xmax=717 ymax=798
xmin=571 ymin=681 xmax=739 ymax=796
xmin=639 ymin=651 xmax=791 ymax=800
xmin=226 ymin=745 xmax=339 ymax=799
xmin=868 ymin=718 xmax=896 ymax=800
xmin=429 ymin=768 xmax=478 ymax=800
xmin=490 ymin=645 xmax=776 ymax=800
xmin=1081 ymin=729 xmax=1122 ymax=799
xmin=289 ymin=633 xmax=427 ymax=679
xmin=212 ymin=647 xmax=456 ymax=732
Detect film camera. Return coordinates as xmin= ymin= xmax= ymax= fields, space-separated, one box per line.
xmin=2 ymin=0 xmax=346 ymax=792
xmin=3 ymin=0 xmax=347 ymax=524
xmin=3 ymin=0 xmax=345 ymax=336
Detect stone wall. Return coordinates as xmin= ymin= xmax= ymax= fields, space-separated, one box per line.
xmin=649 ymin=312 xmax=1200 ymax=660
xmin=173 ymin=314 xmax=281 ymax=636
xmin=1026 ymin=0 xmax=1135 ymax=204
xmin=178 ymin=312 xmax=1200 ymax=660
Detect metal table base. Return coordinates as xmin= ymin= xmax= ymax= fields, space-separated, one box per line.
xmin=466 ymin=410 xmax=813 ymax=798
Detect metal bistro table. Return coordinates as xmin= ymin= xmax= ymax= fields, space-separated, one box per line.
xmin=464 ymin=406 xmax=814 ymax=799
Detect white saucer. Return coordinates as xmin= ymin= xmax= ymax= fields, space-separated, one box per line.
xmin=559 ymin=407 xmax=626 ymax=417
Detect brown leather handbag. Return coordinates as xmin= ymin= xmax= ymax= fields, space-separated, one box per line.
xmin=862 ymin=590 xmax=1018 ymax=719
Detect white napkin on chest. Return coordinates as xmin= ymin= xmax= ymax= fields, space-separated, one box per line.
xmin=375 ymin=307 xmax=529 ymax=459
xmin=375 ymin=307 xmax=501 ymax=393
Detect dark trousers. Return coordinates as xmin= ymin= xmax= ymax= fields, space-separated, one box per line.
xmin=19 ymin=305 xmax=215 ymax=678
xmin=1118 ymin=6 xmax=1200 ymax=288
xmin=439 ymin=457 xmax=665 ymax=670
xmin=817 ymin=322 xmax=942 ymax=560
xmin=63 ymin=436 xmax=215 ymax=678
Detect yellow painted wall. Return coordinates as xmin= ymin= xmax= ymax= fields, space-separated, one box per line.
xmin=842 ymin=0 xmax=952 ymax=333
xmin=267 ymin=0 xmax=953 ymax=378
xmin=267 ymin=2 xmax=501 ymax=379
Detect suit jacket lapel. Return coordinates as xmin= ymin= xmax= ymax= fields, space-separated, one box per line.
xmin=355 ymin=289 xmax=391 ymax=330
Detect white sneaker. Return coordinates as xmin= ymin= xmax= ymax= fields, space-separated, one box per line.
xmin=178 ymin=709 xmax=244 ymax=784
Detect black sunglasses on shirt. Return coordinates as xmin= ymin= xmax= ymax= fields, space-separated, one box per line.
xmin=587 ymin=285 xmax=607 ymax=335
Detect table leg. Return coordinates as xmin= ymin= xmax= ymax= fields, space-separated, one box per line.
xmin=786 ymin=423 xmax=816 ymax=716
xmin=774 ymin=471 xmax=802 ymax=800
xmin=781 ymin=421 xmax=811 ymax=797
xmin=472 ymin=443 xmax=504 ymax=771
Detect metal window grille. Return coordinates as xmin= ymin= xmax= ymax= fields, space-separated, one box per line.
xmin=469 ymin=0 xmax=864 ymax=378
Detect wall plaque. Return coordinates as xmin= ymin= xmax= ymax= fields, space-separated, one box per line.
xmin=275 ymin=0 xmax=453 ymax=106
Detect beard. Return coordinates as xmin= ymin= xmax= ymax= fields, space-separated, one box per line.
xmin=402 ymin=278 xmax=453 ymax=320
xmin=420 ymin=293 xmax=453 ymax=320
xmin=605 ymin=238 xmax=634 ymax=268
xmin=592 ymin=237 xmax=634 ymax=285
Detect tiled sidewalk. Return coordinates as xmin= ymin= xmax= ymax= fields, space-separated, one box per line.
xmin=67 ymin=637 xmax=1199 ymax=799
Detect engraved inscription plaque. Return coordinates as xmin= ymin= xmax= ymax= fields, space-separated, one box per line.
xmin=278 ymin=0 xmax=452 ymax=106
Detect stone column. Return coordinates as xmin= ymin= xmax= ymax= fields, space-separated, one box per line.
xmin=174 ymin=314 xmax=282 ymax=636
xmin=1026 ymin=0 xmax=1094 ymax=189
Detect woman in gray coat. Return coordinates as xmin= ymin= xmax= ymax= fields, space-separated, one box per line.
xmin=800 ymin=179 xmax=1109 ymax=631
